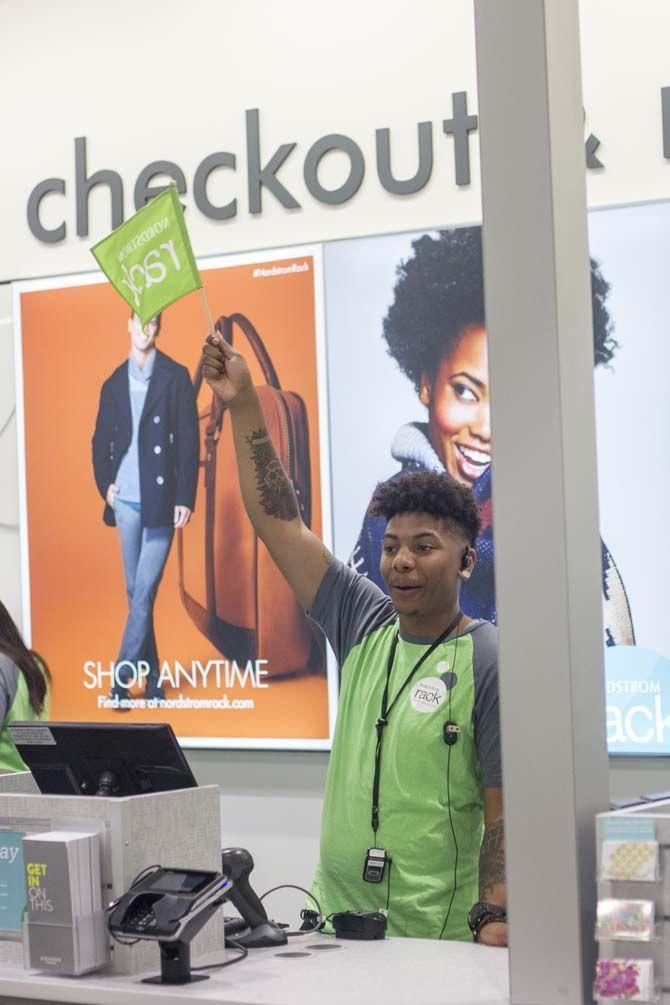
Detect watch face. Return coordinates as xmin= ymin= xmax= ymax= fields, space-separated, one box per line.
xmin=468 ymin=902 xmax=505 ymax=933
xmin=467 ymin=904 xmax=483 ymax=930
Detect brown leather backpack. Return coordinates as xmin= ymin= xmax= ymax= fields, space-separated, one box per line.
xmin=178 ymin=313 xmax=324 ymax=677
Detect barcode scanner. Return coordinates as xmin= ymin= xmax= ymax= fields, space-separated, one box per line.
xmin=220 ymin=848 xmax=287 ymax=948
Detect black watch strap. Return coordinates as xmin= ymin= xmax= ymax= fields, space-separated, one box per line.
xmin=467 ymin=901 xmax=508 ymax=940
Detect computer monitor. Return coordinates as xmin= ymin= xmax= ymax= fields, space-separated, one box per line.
xmin=7 ymin=722 xmax=198 ymax=797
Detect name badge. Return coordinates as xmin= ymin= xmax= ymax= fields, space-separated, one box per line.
xmin=410 ymin=677 xmax=447 ymax=713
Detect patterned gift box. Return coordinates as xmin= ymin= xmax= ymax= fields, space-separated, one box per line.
xmin=601 ymin=841 xmax=659 ymax=882
xmin=595 ymin=958 xmax=653 ymax=1001
xmin=595 ymin=899 xmax=655 ymax=942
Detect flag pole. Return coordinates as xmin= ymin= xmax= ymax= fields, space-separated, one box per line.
xmin=199 ymin=286 xmax=215 ymax=335
xmin=165 ymin=179 xmax=215 ymax=335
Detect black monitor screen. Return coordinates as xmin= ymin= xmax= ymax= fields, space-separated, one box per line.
xmin=146 ymin=870 xmax=214 ymax=895
xmin=7 ymin=722 xmax=197 ymax=797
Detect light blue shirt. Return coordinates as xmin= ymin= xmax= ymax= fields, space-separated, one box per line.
xmin=115 ymin=351 xmax=156 ymax=504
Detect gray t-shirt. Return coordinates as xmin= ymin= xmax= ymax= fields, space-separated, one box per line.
xmin=310 ymin=558 xmax=502 ymax=788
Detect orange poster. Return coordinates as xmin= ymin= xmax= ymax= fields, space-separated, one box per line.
xmin=14 ymin=246 xmax=335 ymax=749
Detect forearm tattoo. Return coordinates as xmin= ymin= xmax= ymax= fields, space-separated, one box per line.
xmin=479 ymin=819 xmax=506 ymax=901
xmin=246 ymin=427 xmax=299 ymax=521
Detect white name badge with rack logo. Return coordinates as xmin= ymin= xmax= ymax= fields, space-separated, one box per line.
xmin=410 ymin=678 xmax=447 ymax=714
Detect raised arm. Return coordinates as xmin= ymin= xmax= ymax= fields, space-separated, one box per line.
xmin=201 ymin=334 xmax=332 ymax=610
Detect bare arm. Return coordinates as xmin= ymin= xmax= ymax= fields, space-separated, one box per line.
xmin=202 ymin=335 xmax=332 ymax=610
xmin=477 ymin=786 xmax=507 ymax=947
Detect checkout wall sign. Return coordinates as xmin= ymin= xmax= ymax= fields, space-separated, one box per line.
xmin=25 ymin=91 xmax=670 ymax=244
xmin=25 ymin=90 xmax=662 ymax=244
xmin=26 ymin=100 xmax=480 ymax=243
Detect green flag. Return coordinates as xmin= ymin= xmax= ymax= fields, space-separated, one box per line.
xmin=91 ymin=187 xmax=202 ymax=326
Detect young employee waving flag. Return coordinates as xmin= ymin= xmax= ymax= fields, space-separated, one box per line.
xmin=201 ymin=334 xmax=507 ymax=945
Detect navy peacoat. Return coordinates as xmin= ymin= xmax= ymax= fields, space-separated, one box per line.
xmin=92 ymin=350 xmax=199 ymax=528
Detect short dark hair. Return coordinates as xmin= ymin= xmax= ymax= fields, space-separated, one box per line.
xmin=369 ymin=471 xmax=481 ymax=546
xmin=130 ymin=310 xmax=162 ymax=334
xmin=383 ymin=226 xmax=618 ymax=392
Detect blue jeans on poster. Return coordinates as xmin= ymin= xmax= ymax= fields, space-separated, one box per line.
xmin=113 ymin=499 xmax=173 ymax=699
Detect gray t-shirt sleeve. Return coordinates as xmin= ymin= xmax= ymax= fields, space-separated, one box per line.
xmin=0 ymin=655 xmax=21 ymax=727
xmin=471 ymin=622 xmax=502 ymax=789
xmin=308 ymin=558 xmax=396 ymax=667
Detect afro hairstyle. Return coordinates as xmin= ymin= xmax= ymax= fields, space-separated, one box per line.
xmin=383 ymin=226 xmax=618 ymax=391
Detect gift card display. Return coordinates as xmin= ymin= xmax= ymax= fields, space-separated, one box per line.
xmin=595 ymin=958 xmax=654 ymax=1001
xmin=601 ymin=841 xmax=659 ymax=882
xmin=596 ymin=899 xmax=655 ymax=942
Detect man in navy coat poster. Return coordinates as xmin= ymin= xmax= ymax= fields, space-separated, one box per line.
xmin=92 ymin=312 xmax=199 ymax=702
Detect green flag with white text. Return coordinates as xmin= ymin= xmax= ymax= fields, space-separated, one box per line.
xmin=91 ymin=187 xmax=202 ymax=325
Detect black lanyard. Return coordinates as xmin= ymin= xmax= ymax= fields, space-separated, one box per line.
xmin=371 ymin=610 xmax=463 ymax=835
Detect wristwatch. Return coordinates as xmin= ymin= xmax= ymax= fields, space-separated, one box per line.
xmin=467 ymin=902 xmax=508 ymax=941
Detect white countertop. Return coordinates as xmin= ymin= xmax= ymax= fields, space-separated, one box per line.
xmin=0 ymin=935 xmax=510 ymax=1005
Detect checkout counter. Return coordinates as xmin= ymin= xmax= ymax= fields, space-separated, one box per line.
xmin=0 ymin=936 xmax=509 ymax=1005
xmin=0 ymin=724 xmax=510 ymax=1005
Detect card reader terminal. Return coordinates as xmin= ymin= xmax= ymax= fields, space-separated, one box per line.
xmin=107 ymin=866 xmax=233 ymax=984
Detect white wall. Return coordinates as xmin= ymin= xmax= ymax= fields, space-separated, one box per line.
xmin=3 ymin=0 xmax=670 ymax=906
xmin=3 ymin=0 xmax=670 ymax=286
xmin=191 ymin=749 xmax=328 ymax=921
xmin=0 ymin=0 xmax=480 ymax=280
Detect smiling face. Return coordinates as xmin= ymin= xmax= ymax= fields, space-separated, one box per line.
xmin=128 ymin=313 xmax=160 ymax=353
xmin=380 ymin=512 xmax=471 ymax=634
xmin=420 ymin=324 xmax=491 ymax=487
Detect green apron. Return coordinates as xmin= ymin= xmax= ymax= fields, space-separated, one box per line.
xmin=312 ymin=625 xmax=483 ymax=940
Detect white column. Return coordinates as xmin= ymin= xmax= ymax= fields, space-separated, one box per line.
xmin=473 ymin=2 xmax=610 ymax=1003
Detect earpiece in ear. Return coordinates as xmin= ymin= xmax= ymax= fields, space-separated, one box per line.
xmin=460 ymin=548 xmax=470 ymax=571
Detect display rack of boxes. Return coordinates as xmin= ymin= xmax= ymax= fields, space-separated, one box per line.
xmin=595 ymin=801 xmax=670 ymax=1004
